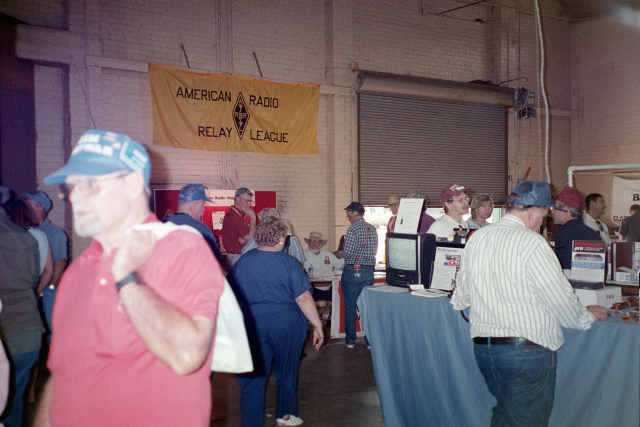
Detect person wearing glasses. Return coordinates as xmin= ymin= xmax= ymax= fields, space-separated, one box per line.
xmin=551 ymin=186 xmax=601 ymax=269
xmin=35 ymin=130 xmax=224 ymax=427
xmin=221 ymin=187 xmax=256 ymax=267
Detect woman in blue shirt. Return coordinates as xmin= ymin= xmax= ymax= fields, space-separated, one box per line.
xmin=231 ymin=217 xmax=323 ymax=427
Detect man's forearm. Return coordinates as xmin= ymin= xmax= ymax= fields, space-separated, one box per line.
xmin=295 ymin=291 xmax=322 ymax=329
xmin=119 ymin=281 xmax=214 ymax=375
xmin=34 ymin=378 xmax=52 ymax=427
xmin=248 ymin=217 xmax=256 ymax=239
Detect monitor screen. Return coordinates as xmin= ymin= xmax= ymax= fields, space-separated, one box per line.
xmin=388 ymin=236 xmax=417 ymax=271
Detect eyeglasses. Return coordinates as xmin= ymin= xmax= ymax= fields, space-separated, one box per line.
xmin=58 ymin=173 xmax=129 ymax=200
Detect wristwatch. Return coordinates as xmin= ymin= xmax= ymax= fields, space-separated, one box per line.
xmin=115 ymin=273 xmax=140 ymax=292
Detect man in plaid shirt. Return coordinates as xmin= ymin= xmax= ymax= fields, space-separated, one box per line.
xmin=340 ymin=202 xmax=377 ymax=348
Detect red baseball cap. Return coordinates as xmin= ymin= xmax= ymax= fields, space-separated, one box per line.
xmin=441 ymin=184 xmax=469 ymax=204
xmin=553 ymin=186 xmax=585 ymax=212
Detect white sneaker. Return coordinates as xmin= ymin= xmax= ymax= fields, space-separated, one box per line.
xmin=276 ymin=414 xmax=304 ymax=426
xmin=346 ymin=343 xmax=355 ymax=349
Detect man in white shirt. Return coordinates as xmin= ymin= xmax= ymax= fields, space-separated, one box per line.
xmin=451 ymin=180 xmax=608 ymax=427
xmin=427 ymin=184 xmax=470 ymax=240
xmin=303 ymin=232 xmax=344 ymax=323
xmin=583 ymin=193 xmax=611 ymax=246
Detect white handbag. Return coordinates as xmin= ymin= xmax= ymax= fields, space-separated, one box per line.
xmin=132 ymin=222 xmax=253 ymax=373
xmin=210 ymin=277 xmax=253 ymax=373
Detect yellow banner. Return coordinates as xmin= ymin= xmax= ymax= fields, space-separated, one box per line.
xmin=149 ymin=64 xmax=319 ymax=154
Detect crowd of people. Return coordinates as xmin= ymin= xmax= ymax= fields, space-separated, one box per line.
xmin=1 ymin=127 xmax=637 ymax=427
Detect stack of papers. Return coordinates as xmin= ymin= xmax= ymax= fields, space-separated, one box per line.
xmin=411 ymin=288 xmax=449 ymax=298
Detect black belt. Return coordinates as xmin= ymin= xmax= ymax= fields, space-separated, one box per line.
xmin=473 ymin=337 xmax=540 ymax=347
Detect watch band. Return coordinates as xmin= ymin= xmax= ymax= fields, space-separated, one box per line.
xmin=115 ymin=273 xmax=140 ymax=292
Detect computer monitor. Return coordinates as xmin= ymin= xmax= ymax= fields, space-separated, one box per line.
xmin=386 ymin=233 xmax=465 ymax=288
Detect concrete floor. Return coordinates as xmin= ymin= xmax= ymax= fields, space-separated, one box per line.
xmin=211 ymin=337 xmax=384 ymax=427
xmin=25 ymin=336 xmax=384 ymax=427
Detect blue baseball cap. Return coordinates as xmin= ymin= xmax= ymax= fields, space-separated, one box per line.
xmin=21 ymin=190 xmax=52 ymax=212
xmin=44 ymin=130 xmax=151 ymax=187
xmin=508 ymin=181 xmax=552 ymax=207
xmin=179 ymin=184 xmax=212 ymax=202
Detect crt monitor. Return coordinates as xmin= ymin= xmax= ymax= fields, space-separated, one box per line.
xmin=386 ymin=233 xmax=465 ymax=288
xmin=386 ymin=233 xmax=436 ymax=287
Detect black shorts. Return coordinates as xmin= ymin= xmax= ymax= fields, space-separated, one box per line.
xmin=312 ymin=286 xmax=332 ymax=302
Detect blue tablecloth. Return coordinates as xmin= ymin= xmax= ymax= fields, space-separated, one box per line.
xmin=358 ymin=286 xmax=640 ymax=427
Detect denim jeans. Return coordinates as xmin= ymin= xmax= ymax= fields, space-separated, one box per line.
xmin=341 ymin=265 xmax=374 ymax=345
xmin=1 ymin=350 xmax=40 ymax=427
xmin=474 ymin=343 xmax=556 ymax=427
xmin=238 ymin=308 xmax=307 ymax=427
xmin=41 ymin=286 xmax=57 ymax=332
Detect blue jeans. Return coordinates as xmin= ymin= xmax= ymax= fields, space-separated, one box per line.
xmin=238 ymin=308 xmax=308 ymax=427
xmin=341 ymin=265 xmax=374 ymax=344
xmin=474 ymin=343 xmax=556 ymax=427
xmin=1 ymin=350 xmax=40 ymax=427
xmin=41 ymin=286 xmax=57 ymax=334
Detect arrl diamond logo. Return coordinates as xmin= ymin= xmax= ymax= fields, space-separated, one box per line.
xmin=233 ymin=92 xmax=250 ymax=139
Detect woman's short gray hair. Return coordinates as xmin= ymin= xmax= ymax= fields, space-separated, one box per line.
xmin=257 ymin=208 xmax=280 ymax=223
xmin=255 ymin=216 xmax=288 ymax=247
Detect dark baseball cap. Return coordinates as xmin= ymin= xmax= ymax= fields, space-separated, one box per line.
xmin=344 ymin=201 xmax=365 ymax=215
xmin=21 ymin=190 xmax=52 ymax=212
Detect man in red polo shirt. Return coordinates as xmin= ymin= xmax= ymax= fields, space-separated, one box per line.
xmin=35 ymin=130 xmax=224 ymax=427
xmin=221 ymin=187 xmax=256 ymax=266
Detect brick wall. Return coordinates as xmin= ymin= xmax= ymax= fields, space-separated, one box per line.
xmin=4 ymin=0 xmax=580 ymax=256
xmin=569 ymin=13 xmax=640 ymax=223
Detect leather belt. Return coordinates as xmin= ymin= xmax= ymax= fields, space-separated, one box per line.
xmin=473 ymin=337 xmax=540 ymax=347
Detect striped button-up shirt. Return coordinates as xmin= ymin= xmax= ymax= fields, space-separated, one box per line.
xmin=450 ymin=214 xmax=594 ymax=350
xmin=343 ymin=218 xmax=378 ymax=266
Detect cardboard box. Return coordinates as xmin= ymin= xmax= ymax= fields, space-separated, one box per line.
xmin=574 ymin=286 xmax=622 ymax=309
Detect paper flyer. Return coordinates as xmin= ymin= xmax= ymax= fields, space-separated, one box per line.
xmin=430 ymin=246 xmax=464 ymax=291
xmin=393 ymin=198 xmax=424 ymax=234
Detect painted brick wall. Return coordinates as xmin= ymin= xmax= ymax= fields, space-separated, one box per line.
xmin=34 ymin=65 xmax=69 ymax=232
xmin=8 ymin=0 xmax=577 ymax=256
xmin=569 ymin=13 xmax=640 ymax=224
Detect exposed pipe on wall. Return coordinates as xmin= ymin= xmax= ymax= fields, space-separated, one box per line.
xmin=534 ymin=0 xmax=551 ymax=184
xmin=567 ymin=164 xmax=640 ymax=187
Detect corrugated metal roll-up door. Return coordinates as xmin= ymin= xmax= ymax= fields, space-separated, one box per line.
xmin=359 ymin=92 xmax=507 ymax=206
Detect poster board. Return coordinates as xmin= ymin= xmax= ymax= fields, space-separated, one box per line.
xmin=394 ymin=198 xmax=424 ymax=234
xmin=612 ymin=177 xmax=640 ymax=226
